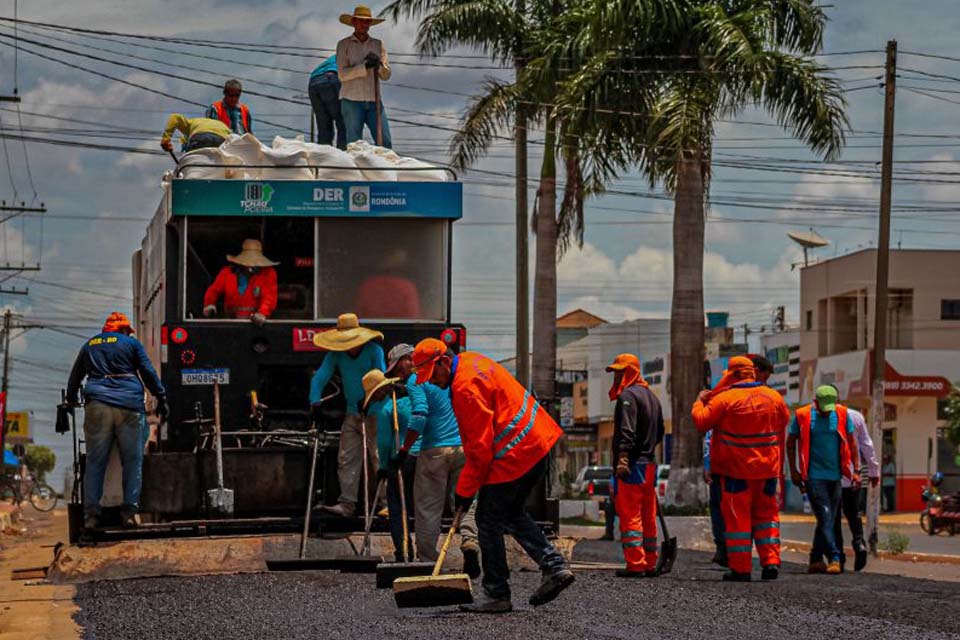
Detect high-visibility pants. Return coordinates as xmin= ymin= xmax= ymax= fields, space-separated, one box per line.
xmin=614 ymin=463 xmax=658 ymax=572
xmin=720 ymin=476 xmax=780 ymax=574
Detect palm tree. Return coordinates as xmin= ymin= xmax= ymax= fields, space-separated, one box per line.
xmin=384 ymin=0 xmax=595 ymax=408
xmin=529 ymin=0 xmax=848 ymax=504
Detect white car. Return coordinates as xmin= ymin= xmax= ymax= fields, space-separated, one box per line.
xmin=657 ymin=464 xmax=670 ymax=503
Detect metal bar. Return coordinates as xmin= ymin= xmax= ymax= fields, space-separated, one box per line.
xmin=0 ymin=205 xmax=45 ymax=213
xmin=172 ymin=164 xmax=458 ymax=180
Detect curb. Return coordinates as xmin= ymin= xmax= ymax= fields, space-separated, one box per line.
xmin=781 ymin=538 xmax=960 ymax=566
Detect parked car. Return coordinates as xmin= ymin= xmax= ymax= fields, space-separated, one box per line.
xmin=573 ymin=465 xmax=613 ymax=499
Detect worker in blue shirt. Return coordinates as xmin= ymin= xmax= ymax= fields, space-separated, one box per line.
xmin=363 ymin=369 xmax=420 ymax=561
xmin=310 ymin=313 xmax=386 ymax=517
xmin=387 ymin=343 xmax=480 ymax=578
xmin=308 ymin=55 xmax=346 ymax=149
xmin=66 ymin=312 xmax=167 ymax=530
xmin=703 ymin=429 xmax=727 ymax=567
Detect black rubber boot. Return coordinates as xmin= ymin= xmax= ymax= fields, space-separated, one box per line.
xmin=722 ymin=570 xmax=751 ymax=582
xmin=711 ymin=550 xmax=728 ymax=568
xmin=462 ymin=546 xmax=482 ymax=580
xmin=761 ymin=565 xmax=779 ymax=581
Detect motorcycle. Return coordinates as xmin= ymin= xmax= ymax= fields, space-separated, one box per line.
xmin=920 ymin=472 xmax=958 ymax=536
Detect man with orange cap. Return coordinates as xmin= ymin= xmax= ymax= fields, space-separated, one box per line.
xmin=202 ymin=239 xmax=278 ymax=325
xmin=66 ymin=312 xmax=167 ymax=530
xmin=692 ymin=356 xmax=790 ymax=582
xmin=606 ymin=353 xmax=664 ymax=578
xmin=409 ymin=338 xmax=574 ymax=613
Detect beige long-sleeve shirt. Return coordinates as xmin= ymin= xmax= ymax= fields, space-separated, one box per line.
xmin=336 ymin=34 xmax=391 ymax=102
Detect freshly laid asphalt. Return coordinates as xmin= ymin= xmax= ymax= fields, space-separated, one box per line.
xmin=74 ymin=543 xmax=960 ymax=640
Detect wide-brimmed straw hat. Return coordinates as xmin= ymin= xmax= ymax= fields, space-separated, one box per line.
xmin=227 ymin=239 xmax=279 ymax=268
xmin=313 ymin=313 xmax=384 ymax=351
xmin=339 ymin=5 xmax=385 ymax=26
xmin=362 ymin=369 xmax=398 ymax=409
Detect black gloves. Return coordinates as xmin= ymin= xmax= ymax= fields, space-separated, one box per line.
xmin=376 ymin=468 xmax=392 ymax=482
xmin=454 ymin=493 xmax=474 ymax=513
xmin=364 ymin=52 xmax=381 ymax=69
xmin=388 ymin=448 xmax=409 ymax=472
xmin=156 ymin=395 xmax=170 ymax=420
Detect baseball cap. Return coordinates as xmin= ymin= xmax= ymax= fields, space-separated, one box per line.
xmin=386 ymin=343 xmax=414 ymax=375
xmin=815 ymin=385 xmax=839 ymax=412
xmin=413 ymin=338 xmax=447 ymax=384
xmin=606 ymin=353 xmax=640 ymax=372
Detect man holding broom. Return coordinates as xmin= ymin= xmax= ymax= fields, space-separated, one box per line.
xmin=410 ymin=338 xmax=574 ymax=613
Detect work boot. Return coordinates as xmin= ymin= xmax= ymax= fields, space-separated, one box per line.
xmin=711 ymin=550 xmax=728 ymax=568
xmin=826 ymin=560 xmax=842 ymax=575
xmin=320 ymin=502 xmax=354 ymax=517
xmin=529 ymin=568 xmax=575 ymax=606
xmin=854 ymin=545 xmax=868 ymax=572
xmin=599 ymin=532 xmax=614 ymax=541
xmin=461 ymin=544 xmax=482 ymax=580
xmin=83 ymin=514 xmax=100 ymax=530
xmin=459 ymin=592 xmax=512 ymax=614
xmin=721 ymin=570 xmax=751 ymax=582
xmin=761 ymin=565 xmax=779 ymax=581
xmin=615 ymin=569 xmax=657 ymax=578
xmin=121 ymin=513 xmax=141 ymax=529
xmin=807 ymin=560 xmax=827 ymax=574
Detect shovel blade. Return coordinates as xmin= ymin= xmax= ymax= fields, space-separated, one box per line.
xmin=656 ymin=537 xmax=678 ymax=575
xmin=206 ymin=488 xmax=235 ymax=517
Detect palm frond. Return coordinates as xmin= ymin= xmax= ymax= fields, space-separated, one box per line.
xmin=449 ymin=78 xmax=520 ymax=170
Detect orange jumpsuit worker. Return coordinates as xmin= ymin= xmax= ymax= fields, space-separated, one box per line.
xmin=692 ymin=356 xmax=791 ymax=582
xmin=606 ymin=353 xmax=664 ymax=578
xmin=203 ymin=239 xmax=278 ymax=325
xmin=408 ymin=338 xmax=574 ymax=614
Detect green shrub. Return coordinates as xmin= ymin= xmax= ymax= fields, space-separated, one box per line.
xmin=23 ymin=445 xmax=56 ymax=483
xmin=880 ymin=530 xmax=910 ymax=555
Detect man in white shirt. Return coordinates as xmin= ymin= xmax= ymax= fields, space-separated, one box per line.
xmin=336 ymin=5 xmax=393 ymax=148
xmin=837 ymin=406 xmax=880 ymax=571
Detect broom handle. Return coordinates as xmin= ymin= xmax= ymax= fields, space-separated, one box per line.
xmin=393 ymin=391 xmax=409 ymax=562
xmin=300 ymin=430 xmax=320 ymax=559
xmin=433 ymin=508 xmax=464 ymax=577
xmin=360 ymin=414 xmax=371 ymax=551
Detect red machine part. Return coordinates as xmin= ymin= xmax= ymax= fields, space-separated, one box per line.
xmin=170 ymin=327 xmax=189 ymax=345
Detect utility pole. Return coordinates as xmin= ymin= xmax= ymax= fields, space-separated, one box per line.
xmin=0 ymin=310 xmax=11 ymax=456
xmin=514 ymin=1 xmax=530 ymax=388
xmin=868 ymin=40 xmax=897 ymax=554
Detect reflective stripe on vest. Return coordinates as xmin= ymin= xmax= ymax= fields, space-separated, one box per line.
xmin=213 ymin=101 xmax=250 ymax=132
xmin=494 ymin=394 xmax=540 ymax=460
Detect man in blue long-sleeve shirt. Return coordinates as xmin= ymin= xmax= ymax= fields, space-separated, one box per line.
xmin=66 ymin=312 xmax=167 ymax=529
xmin=310 ymin=313 xmax=385 ymax=517
xmin=704 ymin=430 xmax=726 ymax=567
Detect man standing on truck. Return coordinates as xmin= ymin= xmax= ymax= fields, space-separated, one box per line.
xmin=66 ymin=312 xmax=168 ymax=529
xmin=311 ymin=313 xmax=386 ymax=517
xmin=160 ymin=115 xmax=231 ymax=153
xmin=606 ymin=354 xmax=664 ymax=578
xmin=202 ymin=239 xmax=278 ymax=325
xmin=337 ymin=5 xmax=392 ymax=148
xmin=308 ymin=54 xmax=346 ymax=149
xmin=206 ymin=79 xmax=252 ymax=135
xmin=692 ymin=356 xmax=791 ymax=582
xmin=412 ymin=338 xmax=574 ymax=614
xmin=386 ymin=343 xmax=481 ymax=578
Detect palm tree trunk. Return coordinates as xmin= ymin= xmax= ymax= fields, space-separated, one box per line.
xmin=666 ymin=155 xmax=707 ymax=507
xmin=532 ymin=118 xmax=558 ymax=409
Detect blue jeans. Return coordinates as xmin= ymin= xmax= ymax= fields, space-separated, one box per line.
xmin=807 ymin=478 xmax=843 ymax=563
xmin=709 ymin=474 xmax=725 ymax=553
xmin=476 ymin=456 xmax=568 ymax=600
xmin=82 ymin=401 xmax=149 ymax=517
xmin=308 ymin=74 xmax=346 ymax=149
xmin=341 ymin=98 xmax=392 ymax=148
xmin=386 ymin=454 xmax=416 ymax=561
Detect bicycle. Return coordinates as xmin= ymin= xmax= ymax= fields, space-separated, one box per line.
xmin=0 ymin=471 xmax=59 ymax=512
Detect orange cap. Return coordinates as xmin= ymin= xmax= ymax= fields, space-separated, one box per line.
xmin=606 ymin=353 xmax=640 ymax=372
xmin=413 ymin=338 xmax=447 ymax=384
xmin=726 ymin=356 xmax=754 ymax=371
xmin=102 ymin=311 xmax=134 ymax=334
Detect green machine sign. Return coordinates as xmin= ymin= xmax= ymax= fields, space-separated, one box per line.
xmin=171 ymin=180 xmax=463 ymax=219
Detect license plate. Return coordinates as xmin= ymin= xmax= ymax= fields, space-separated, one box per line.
xmin=181 ymin=368 xmax=230 ymax=385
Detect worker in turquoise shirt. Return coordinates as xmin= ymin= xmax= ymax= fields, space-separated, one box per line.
xmin=363 ymin=369 xmax=420 ymax=561
xmin=310 ymin=313 xmax=386 ymax=517
xmin=386 ymin=343 xmax=481 ymax=578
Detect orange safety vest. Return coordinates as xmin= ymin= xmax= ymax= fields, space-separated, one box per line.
xmin=212 ymin=100 xmax=251 ymax=133
xmin=203 ymin=266 xmax=277 ymax=318
xmin=692 ymin=381 xmax=790 ymax=480
xmin=450 ymin=351 xmax=563 ymax=497
xmin=795 ymin=404 xmax=856 ymax=481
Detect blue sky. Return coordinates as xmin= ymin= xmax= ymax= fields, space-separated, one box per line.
xmin=3 ymin=1 xmax=960 ymax=485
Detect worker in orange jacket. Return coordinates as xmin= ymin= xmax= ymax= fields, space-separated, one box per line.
xmin=203 ymin=239 xmax=278 ymax=325
xmin=206 ymin=79 xmax=252 ymax=135
xmin=606 ymin=353 xmax=664 ymax=578
xmin=406 ymin=338 xmax=574 ymax=614
xmin=692 ymin=356 xmax=791 ymax=582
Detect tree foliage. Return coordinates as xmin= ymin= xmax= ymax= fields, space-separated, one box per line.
xmin=24 ymin=445 xmax=56 ymax=483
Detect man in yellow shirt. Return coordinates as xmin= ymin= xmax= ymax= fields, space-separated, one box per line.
xmin=160 ymin=115 xmax=232 ymax=153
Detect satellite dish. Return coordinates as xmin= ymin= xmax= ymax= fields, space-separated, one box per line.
xmin=788 ymin=228 xmax=830 ymax=267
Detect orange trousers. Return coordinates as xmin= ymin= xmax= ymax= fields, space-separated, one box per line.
xmin=613 ymin=463 xmax=658 ymax=572
xmin=720 ymin=476 xmax=780 ymax=574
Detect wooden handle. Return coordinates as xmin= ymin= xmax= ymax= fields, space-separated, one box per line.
xmin=433 ymin=508 xmax=464 ymax=576
xmin=392 ymin=391 xmax=409 ymax=561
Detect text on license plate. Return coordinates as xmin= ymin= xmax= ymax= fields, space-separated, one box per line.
xmin=181 ymin=368 xmax=230 ymax=385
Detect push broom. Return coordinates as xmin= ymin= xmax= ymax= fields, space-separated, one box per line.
xmin=393 ymin=507 xmax=472 ymax=608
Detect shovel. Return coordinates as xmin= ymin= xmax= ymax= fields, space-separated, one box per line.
xmin=206 ymin=381 xmax=234 ymax=518
xmin=334 ymin=416 xmax=383 ymax=573
xmin=376 ymin=392 xmax=433 ymax=588
xmin=654 ymin=494 xmax=678 ymax=575
xmin=266 ymin=431 xmax=325 ymax=571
